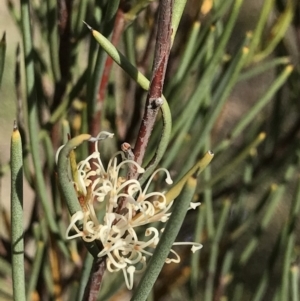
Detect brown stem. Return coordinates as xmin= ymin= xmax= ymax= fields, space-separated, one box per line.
xmin=82 ymin=257 xmax=107 ymax=301
xmin=129 ymin=0 xmax=173 ymax=178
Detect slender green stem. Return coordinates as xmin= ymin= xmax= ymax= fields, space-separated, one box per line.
xmin=213 ymin=250 xmax=234 ymax=301
xmin=203 ymin=155 xmax=214 ymax=237
xmin=254 ymin=0 xmax=294 ymax=63
xmin=81 ymin=2 xmax=102 ymax=145
xmin=48 ymin=70 xmax=87 ymax=125
xmin=230 ymin=65 xmax=293 ymax=139
xmin=238 ymin=57 xmax=290 ymax=82
xmin=190 ymin=204 xmax=206 ymax=298
xmin=20 ymin=0 xmax=69 ymax=256
xmin=204 ymin=200 xmax=231 ymax=301
xmin=202 ymin=133 xmax=266 ymax=190
xmin=26 ymin=241 xmax=45 ymax=300
xmin=74 ymin=0 xmax=88 ymax=36
xmin=87 ymin=0 xmax=120 ymax=124
xmin=180 ymin=45 xmax=250 ymax=177
xmin=124 ymin=25 xmax=136 ymax=65
xmin=171 ymin=0 xmax=243 ymax=141
xmin=252 ymin=271 xmax=269 ymax=301
xmin=10 ymin=123 xmax=25 ymax=301
xmin=212 ymin=0 xmax=235 ymax=21
xmin=245 ymin=0 xmax=274 ymax=64
xmin=171 ymin=0 xmax=187 ymax=45
xmin=76 ymin=253 xmax=94 ymax=301
xmin=232 ymin=284 xmax=244 ymax=301
xmin=239 ymin=183 xmax=285 ymax=266
xmin=123 ymin=0 xmax=154 ymax=26
xmin=130 ymin=177 xmax=197 ymax=301
xmin=280 ymin=234 xmax=295 ymax=301
xmin=46 ymin=0 xmax=61 ymax=82
xmin=291 ymin=265 xmax=299 ymax=301
xmin=166 ymin=21 xmax=201 ymax=95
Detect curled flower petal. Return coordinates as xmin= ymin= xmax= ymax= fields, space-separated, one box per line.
xmin=65 ymin=211 xmax=97 ymax=240
xmin=165 ymin=249 xmax=181 ymax=264
xmin=63 ymin=133 xmax=204 ymax=290
xmin=189 ymin=202 xmax=201 ymax=210
xmin=191 ymin=244 xmax=203 ymax=253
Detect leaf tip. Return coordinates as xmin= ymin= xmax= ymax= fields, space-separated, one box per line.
xmin=13 ymin=120 xmax=18 ymax=131
xmin=208 ymin=150 xmax=214 ymax=156
xmin=82 ymin=21 xmax=93 ymax=31
xmin=1 ymin=32 xmax=6 ymax=42
xmin=286 ymin=64 xmax=294 ymax=73
xmin=258 ymin=132 xmax=266 ymax=141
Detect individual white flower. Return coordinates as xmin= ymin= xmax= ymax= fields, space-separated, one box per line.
xmin=64 ymin=132 xmax=203 ymax=289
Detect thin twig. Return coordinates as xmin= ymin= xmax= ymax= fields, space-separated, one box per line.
xmin=82 ymin=257 xmax=106 ymax=301
xmin=129 ymin=0 xmax=173 ymax=177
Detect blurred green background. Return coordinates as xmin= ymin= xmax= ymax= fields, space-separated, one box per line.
xmin=1 ymin=0 xmax=300 ymax=300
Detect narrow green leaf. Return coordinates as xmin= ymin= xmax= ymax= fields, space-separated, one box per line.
xmin=245 ymin=0 xmax=274 ymax=64
xmin=20 ymin=0 xmax=69 ymax=257
xmin=204 ymin=200 xmax=231 ymax=301
xmin=46 ymin=0 xmax=61 ymax=82
xmin=171 ymin=0 xmax=187 ymax=45
xmin=204 ymin=132 xmax=266 ymax=190
xmin=131 ymin=177 xmax=198 ymax=301
xmin=290 ymin=265 xmax=299 ymax=301
xmin=26 ymin=241 xmax=45 ymax=301
xmin=254 ymin=0 xmax=294 ymax=63
xmin=10 ymin=122 xmax=25 ymax=301
xmin=230 ymin=65 xmax=293 ymax=139
xmin=87 ymin=0 xmax=120 ymax=120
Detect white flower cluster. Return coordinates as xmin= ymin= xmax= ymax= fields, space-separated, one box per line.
xmin=66 ymin=132 xmax=202 ymax=289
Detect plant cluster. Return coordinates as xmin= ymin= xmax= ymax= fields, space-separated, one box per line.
xmin=0 ymin=0 xmax=300 ymax=301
